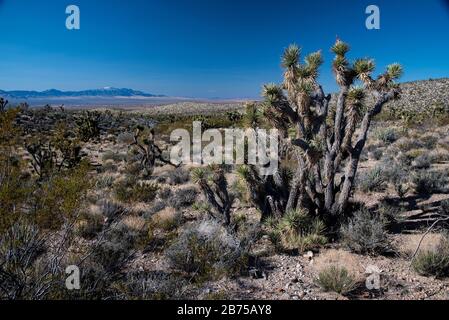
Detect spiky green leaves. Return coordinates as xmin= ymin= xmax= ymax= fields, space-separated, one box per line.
xmin=236 ymin=165 xmax=251 ymax=181
xmin=262 ymin=83 xmax=285 ymax=104
xmin=304 ymin=51 xmax=323 ymax=81
xmin=282 ymin=44 xmax=300 ymax=69
xmin=305 ymin=51 xmax=323 ymax=68
xmin=191 ymin=167 xmax=207 ymax=184
xmin=242 ymin=102 xmax=262 ymax=129
xmin=387 ymin=63 xmax=403 ymax=80
xmin=331 ymin=40 xmax=350 ymax=56
xmin=353 ymin=59 xmax=375 ymax=77
xmin=347 ymin=87 xmax=365 ymax=106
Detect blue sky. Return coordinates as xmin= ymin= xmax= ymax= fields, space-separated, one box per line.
xmin=0 ymin=0 xmax=448 ymax=98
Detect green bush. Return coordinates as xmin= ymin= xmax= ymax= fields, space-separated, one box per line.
xmin=412 ymin=236 xmax=449 ymax=278
xmin=316 ymin=266 xmax=358 ymax=295
xmin=165 ymin=219 xmax=248 ymax=281
xmin=412 ymin=170 xmax=448 ymax=194
xmin=114 ymin=177 xmax=159 ymax=203
xmin=374 ymin=128 xmax=398 ymax=145
xmin=357 ymin=166 xmax=386 ymax=193
xmin=341 ymin=208 xmax=391 ymax=255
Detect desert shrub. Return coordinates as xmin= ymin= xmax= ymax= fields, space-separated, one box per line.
xmin=0 ymin=155 xmax=31 ymax=233
xmin=32 ymin=161 xmax=92 ymax=230
xmin=151 ymin=207 xmax=182 ymax=231
xmin=75 ymin=111 xmax=101 ymax=142
xmin=384 ymin=164 xmax=409 ymax=198
xmin=395 ymin=138 xmax=423 ymax=153
xmin=341 ymin=208 xmax=391 ymax=255
xmin=440 ymin=200 xmax=449 ymax=215
xmin=412 ymin=154 xmax=432 ymax=169
xmin=374 ymin=128 xmax=398 ymax=145
xmin=117 ymin=132 xmax=135 ymax=145
xmin=166 ymin=167 xmax=190 ymax=185
xmin=95 ymin=174 xmax=115 ymax=189
xmin=421 ymin=134 xmax=439 ymax=149
xmin=102 ymin=151 xmax=126 ymax=163
xmin=369 ymin=148 xmax=384 ymax=161
xmin=377 ymin=201 xmax=403 ymax=228
xmin=316 ymin=266 xmax=358 ymax=295
xmin=114 ymin=177 xmax=159 ymax=203
xmin=412 ymin=170 xmax=448 ymax=194
xmin=158 ymin=187 xmax=173 ymax=200
xmin=92 ymin=222 xmax=137 ymax=273
xmin=98 ymin=199 xmax=128 ymax=223
xmin=0 ymin=220 xmax=49 ymax=299
xmin=101 ymin=161 xmax=118 ymax=173
xmin=357 ymin=166 xmax=386 ymax=193
xmin=124 ymin=161 xmax=144 ymax=176
xmin=269 ymin=210 xmax=327 ymax=252
xmin=76 ymin=211 xmax=104 ymax=239
xmin=412 ymin=236 xmax=449 ymax=278
xmin=144 ymin=200 xmax=167 ymax=219
xmin=171 ymin=187 xmax=198 ymax=209
xmin=117 ymin=271 xmax=185 ymax=300
xmin=165 ymin=219 xmax=248 ymax=280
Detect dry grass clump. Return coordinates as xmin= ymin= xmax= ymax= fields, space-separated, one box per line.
xmin=122 ymin=215 xmax=147 ymax=232
xmin=314 ymin=249 xmax=363 ymax=296
xmin=151 ymin=207 xmax=181 ymax=231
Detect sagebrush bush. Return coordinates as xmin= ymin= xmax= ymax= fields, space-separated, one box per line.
xmin=98 ymin=199 xmax=128 ymax=223
xmin=412 ymin=236 xmax=449 ymax=278
xmin=316 ymin=266 xmax=358 ymax=295
xmin=374 ymin=128 xmax=398 ymax=145
xmin=76 ymin=211 xmax=104 ymax=239
xmin=412 ymin=170 xmax=448 ymax=194
xmin=114 ymin=177 xmax=159 ymax=203
xmin=357 ymin=166 xmax=386 ymax=193
xmin=341 ymin=209 xmax=391 ymax=255
xmin=412 ymin=154 xmax=432 ymax=169
xmin=158 ymin=187 xmax=173 ymax=200
xmin=166 ymin=167 xmax=190 ymax=185
xmin=165 ymin=219 xmax=248 ymax=280
xmin=171 ymin=187 xmax=198 ymax=209
xmin=102 ymin=151 xmax=126 ymax=163
xmin=95 ymin=174 xmax=115 ymax=189
xmin=117 ymin=271 xmax=185 ymax=300
xmin=92 ymin=222 xmax=138 ymax=273
xmin=383 ymin=164 xmax=409 ymax=198
xmin=0 ymin=220 xmax=48 ymax=299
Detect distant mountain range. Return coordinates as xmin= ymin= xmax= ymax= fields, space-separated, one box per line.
xmin=0 ymin=87 xmax=165 ymax=99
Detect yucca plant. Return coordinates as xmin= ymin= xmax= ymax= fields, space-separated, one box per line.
xmin=191 ymin=166 xmax=234 ymax=225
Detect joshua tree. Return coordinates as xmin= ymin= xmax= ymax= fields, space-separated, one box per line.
xmin=240 ymin=40 xmax=402 ymax=222
xmin=129 ymin=126 xmax=177 ymax=176
xmin=0 ymin=98 xmax=8 ymax=112
xmin=75 ymin=111 xmax=101 ymax=142
xmin=191 ymin=165 xmax=233 ymax=225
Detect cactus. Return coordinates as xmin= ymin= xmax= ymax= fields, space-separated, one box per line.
xmin=240 ymin=40 xmax=402 ymax=222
